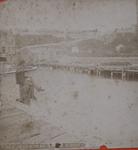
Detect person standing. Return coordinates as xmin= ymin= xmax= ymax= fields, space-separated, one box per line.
xmin=0 ymin=48 xmax=7 ymax=113
xmin=23 ymin=76 xmax=44 ymax=105
xmin=16 ymin=60 xmax=26 ymax=102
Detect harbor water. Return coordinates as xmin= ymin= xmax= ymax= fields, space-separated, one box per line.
xmin=2 ymin=66 xmax=138 ymax=147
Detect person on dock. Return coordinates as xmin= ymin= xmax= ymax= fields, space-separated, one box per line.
xmin=22 ymin=76 xmax=44 ymax=105
xmin=16 ymin=60 xmax=26 ymax=103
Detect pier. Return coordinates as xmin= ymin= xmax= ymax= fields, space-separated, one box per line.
xmin=41 ymin=62 xmax=138 ymax=81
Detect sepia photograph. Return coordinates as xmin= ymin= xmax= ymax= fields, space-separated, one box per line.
xmin=0 ymin=0 xmax=138 ymax=149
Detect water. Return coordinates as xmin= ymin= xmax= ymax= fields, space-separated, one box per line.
xmin=2 ymin=66 xmax=138 ymax=147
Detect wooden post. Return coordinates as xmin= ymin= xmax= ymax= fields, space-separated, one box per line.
xmin=122 ymin=70 xmax=124 ymax=80
xmin=98 ymin=70 xmax=101 ymax=76
xmin=122 ymin=68 xmax=126 ymax=80
xmin=111 ymin=71 xmax=113 ymax=79
xmin=0 ymin=61 xmax=5 ymax=112
xmin=133 ymin=72 xmax=135 ymax=80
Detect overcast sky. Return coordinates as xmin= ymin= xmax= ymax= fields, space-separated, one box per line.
xmin=0 ymin=0 xmax=137 ymax=32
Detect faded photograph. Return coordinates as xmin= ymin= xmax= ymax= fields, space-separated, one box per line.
xmin=0 ymin=0 xmax=138 ymax=148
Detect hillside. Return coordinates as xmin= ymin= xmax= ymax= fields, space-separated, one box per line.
xmin=75 ymin=32 xmax=138 ymax=57
xmin=15 ymin=34 xmax=64 ymax=48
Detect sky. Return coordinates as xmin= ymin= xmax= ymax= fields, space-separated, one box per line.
xmin=0 ymin=0 xmax=137 ymax=32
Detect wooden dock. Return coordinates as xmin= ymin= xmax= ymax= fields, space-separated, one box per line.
xmin=41 ymin=62 xmax=138 ymax=81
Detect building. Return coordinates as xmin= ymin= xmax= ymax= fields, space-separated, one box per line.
xmin=0 ymin=30 xmax=16 ymax=64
